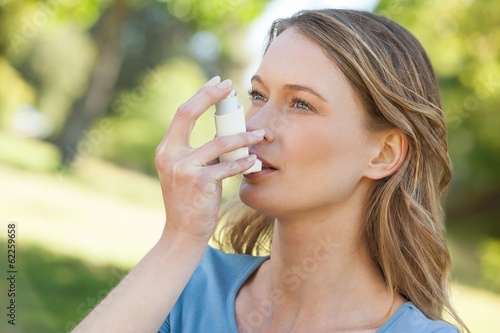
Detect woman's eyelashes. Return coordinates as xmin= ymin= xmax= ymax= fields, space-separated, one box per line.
xmin=291 ymin=97 xmax=312 ymax=111
xmin=248 ymin=89 xmax=267 ymax=102
xmin=247 ymin=89 xmax=314 ymax=112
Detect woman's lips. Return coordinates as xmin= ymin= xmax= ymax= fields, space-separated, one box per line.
xmin=243 ymin=154 xmax=277 ymax=179
xmin=249 ymin=150 xmax=277 ymax=170
xmin=243 ymin=166 xmax=276 ymax=179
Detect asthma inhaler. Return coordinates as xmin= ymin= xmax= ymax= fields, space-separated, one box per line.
xmin=215 ymin=90 xmax=262 ymax=174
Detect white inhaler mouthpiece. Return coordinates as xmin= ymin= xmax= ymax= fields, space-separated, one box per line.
xmin=215 ymin=90 xmax=262 ymax=174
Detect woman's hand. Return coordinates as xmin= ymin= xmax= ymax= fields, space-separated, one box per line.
xmin=72 ymin=78 xmax=265 ymax=333
xmin=155 ymin=76 xmax=265 ymax=245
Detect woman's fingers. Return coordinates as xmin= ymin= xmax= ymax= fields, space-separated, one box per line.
xmin=192 ymin=129 xmax=265 ymax=166
xmin=166 ymin=77 xmax=232 ymax=149
xmin=206 ymin=154 xmax=258 ymax=181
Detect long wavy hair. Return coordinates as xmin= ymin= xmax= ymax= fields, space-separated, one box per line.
xmin=214 ymin=9 xmax=467 ymax=331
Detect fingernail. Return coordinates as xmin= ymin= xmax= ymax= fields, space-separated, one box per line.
xmin=246 ymin=154 xmax=257 ymax=162
xmin=217 ymin=79 xmax=232 ymax=90
xmin=204 ymin=76 xmax=221 ymax=87
xmin=251 ymin=129 xmax=265 ymax=138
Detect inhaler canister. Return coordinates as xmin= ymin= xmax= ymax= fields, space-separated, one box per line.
xmin=215 ymin=90 xmax=262 ymax=174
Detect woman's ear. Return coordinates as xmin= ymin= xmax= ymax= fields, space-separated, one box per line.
xmin=365 ymin=129 xmax=408 ymax=180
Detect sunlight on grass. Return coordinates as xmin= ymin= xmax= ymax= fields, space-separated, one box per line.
xmin=0 ymin=160 xmax=165 ymax=268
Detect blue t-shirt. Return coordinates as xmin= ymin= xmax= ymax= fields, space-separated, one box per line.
xmin=159 ymin=246 xmax=459 ymax=332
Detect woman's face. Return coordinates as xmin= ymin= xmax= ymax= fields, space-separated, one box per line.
xmin=240 ymin=28 xmax=380 ymax=221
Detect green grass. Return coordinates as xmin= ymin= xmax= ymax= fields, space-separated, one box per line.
xmin=0 ymin=131 xmax=60 ymax=172
xmin=0 ymin=131 xmax=499 ymax=332
xmin=0 ymin=244 xmax=128 ymax=333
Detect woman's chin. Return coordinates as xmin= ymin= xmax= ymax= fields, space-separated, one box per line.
xmin=239 ymin=183 xmax=272 ymax=215
xmin=239 ymin=183 xmax=258 ymax=207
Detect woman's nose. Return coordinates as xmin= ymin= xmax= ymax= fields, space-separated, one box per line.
xmin=246 ymin=104 xmax=277 ymax=143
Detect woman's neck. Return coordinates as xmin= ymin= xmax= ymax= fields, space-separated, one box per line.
xmin=243 ymin=207 xmax=401 ymax=332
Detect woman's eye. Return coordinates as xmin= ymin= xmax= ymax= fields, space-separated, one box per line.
xmin=248 ymin=89 xmax=267 ymax=102
xmin=292 ymin=98 xmax=311 ymax=111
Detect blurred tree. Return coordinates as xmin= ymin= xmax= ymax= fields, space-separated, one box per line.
xmin=1 ymin=0 xmax=269 ymax=166
xmin=376 ymin=0 xmax=500 ymax=216
xmin=52 ymin=0 xmax=131 ymax=166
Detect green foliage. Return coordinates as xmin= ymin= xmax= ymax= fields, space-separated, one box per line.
xmin=376 ymin=0 xmax=500 ymax=209
xmin=0 ymin=0 xmax=271 ymax=169
xmin=26 ymin=28 xmax=96 ymax=131
xmin=164 ymin=0 xmax=269 ymax=31
xmin=93 ymin=58 xmax=213 ymax=175
xmin=446 ymin=212 xmax=500 ymax=291
xmin=480 ymin=239 xmax=500 ymax=293
xmin=0 ymin=0 xmax=107 ymax=58
xmin=0 ymin=58 xmax=36 ymax=126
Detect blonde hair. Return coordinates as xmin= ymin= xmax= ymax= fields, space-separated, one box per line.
xmin=215 ymin=9 xmax=467 ymax=331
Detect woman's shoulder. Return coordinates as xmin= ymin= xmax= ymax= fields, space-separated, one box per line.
xmin=196 ymin=245 xmax=269 ymax=282
xmin=178 ymin=245 xmax=269 ymax=299
xmin=379 ymin=302 xmax=460 ymax=333
xmin=160 ymin=246 xmax=268 ymax=332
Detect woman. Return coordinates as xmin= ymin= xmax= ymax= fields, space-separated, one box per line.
xmin=73 ymin=9 xmax=467 ymax=333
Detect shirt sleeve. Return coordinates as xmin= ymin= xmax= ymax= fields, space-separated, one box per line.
xmin=157 ymin=314 xmax=170 ymax=333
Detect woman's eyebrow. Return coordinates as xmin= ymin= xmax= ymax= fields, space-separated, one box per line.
xmin=284 ymin=84 xmax=327 ymax=102
xmin=250 ymin=74 xmax=265 ymax=85
xmin=251 ymin=74 xmax=327 ymax=102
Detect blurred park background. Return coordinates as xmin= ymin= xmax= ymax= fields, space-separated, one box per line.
xmin=0 ymin=0 xmax=498 ymax=332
